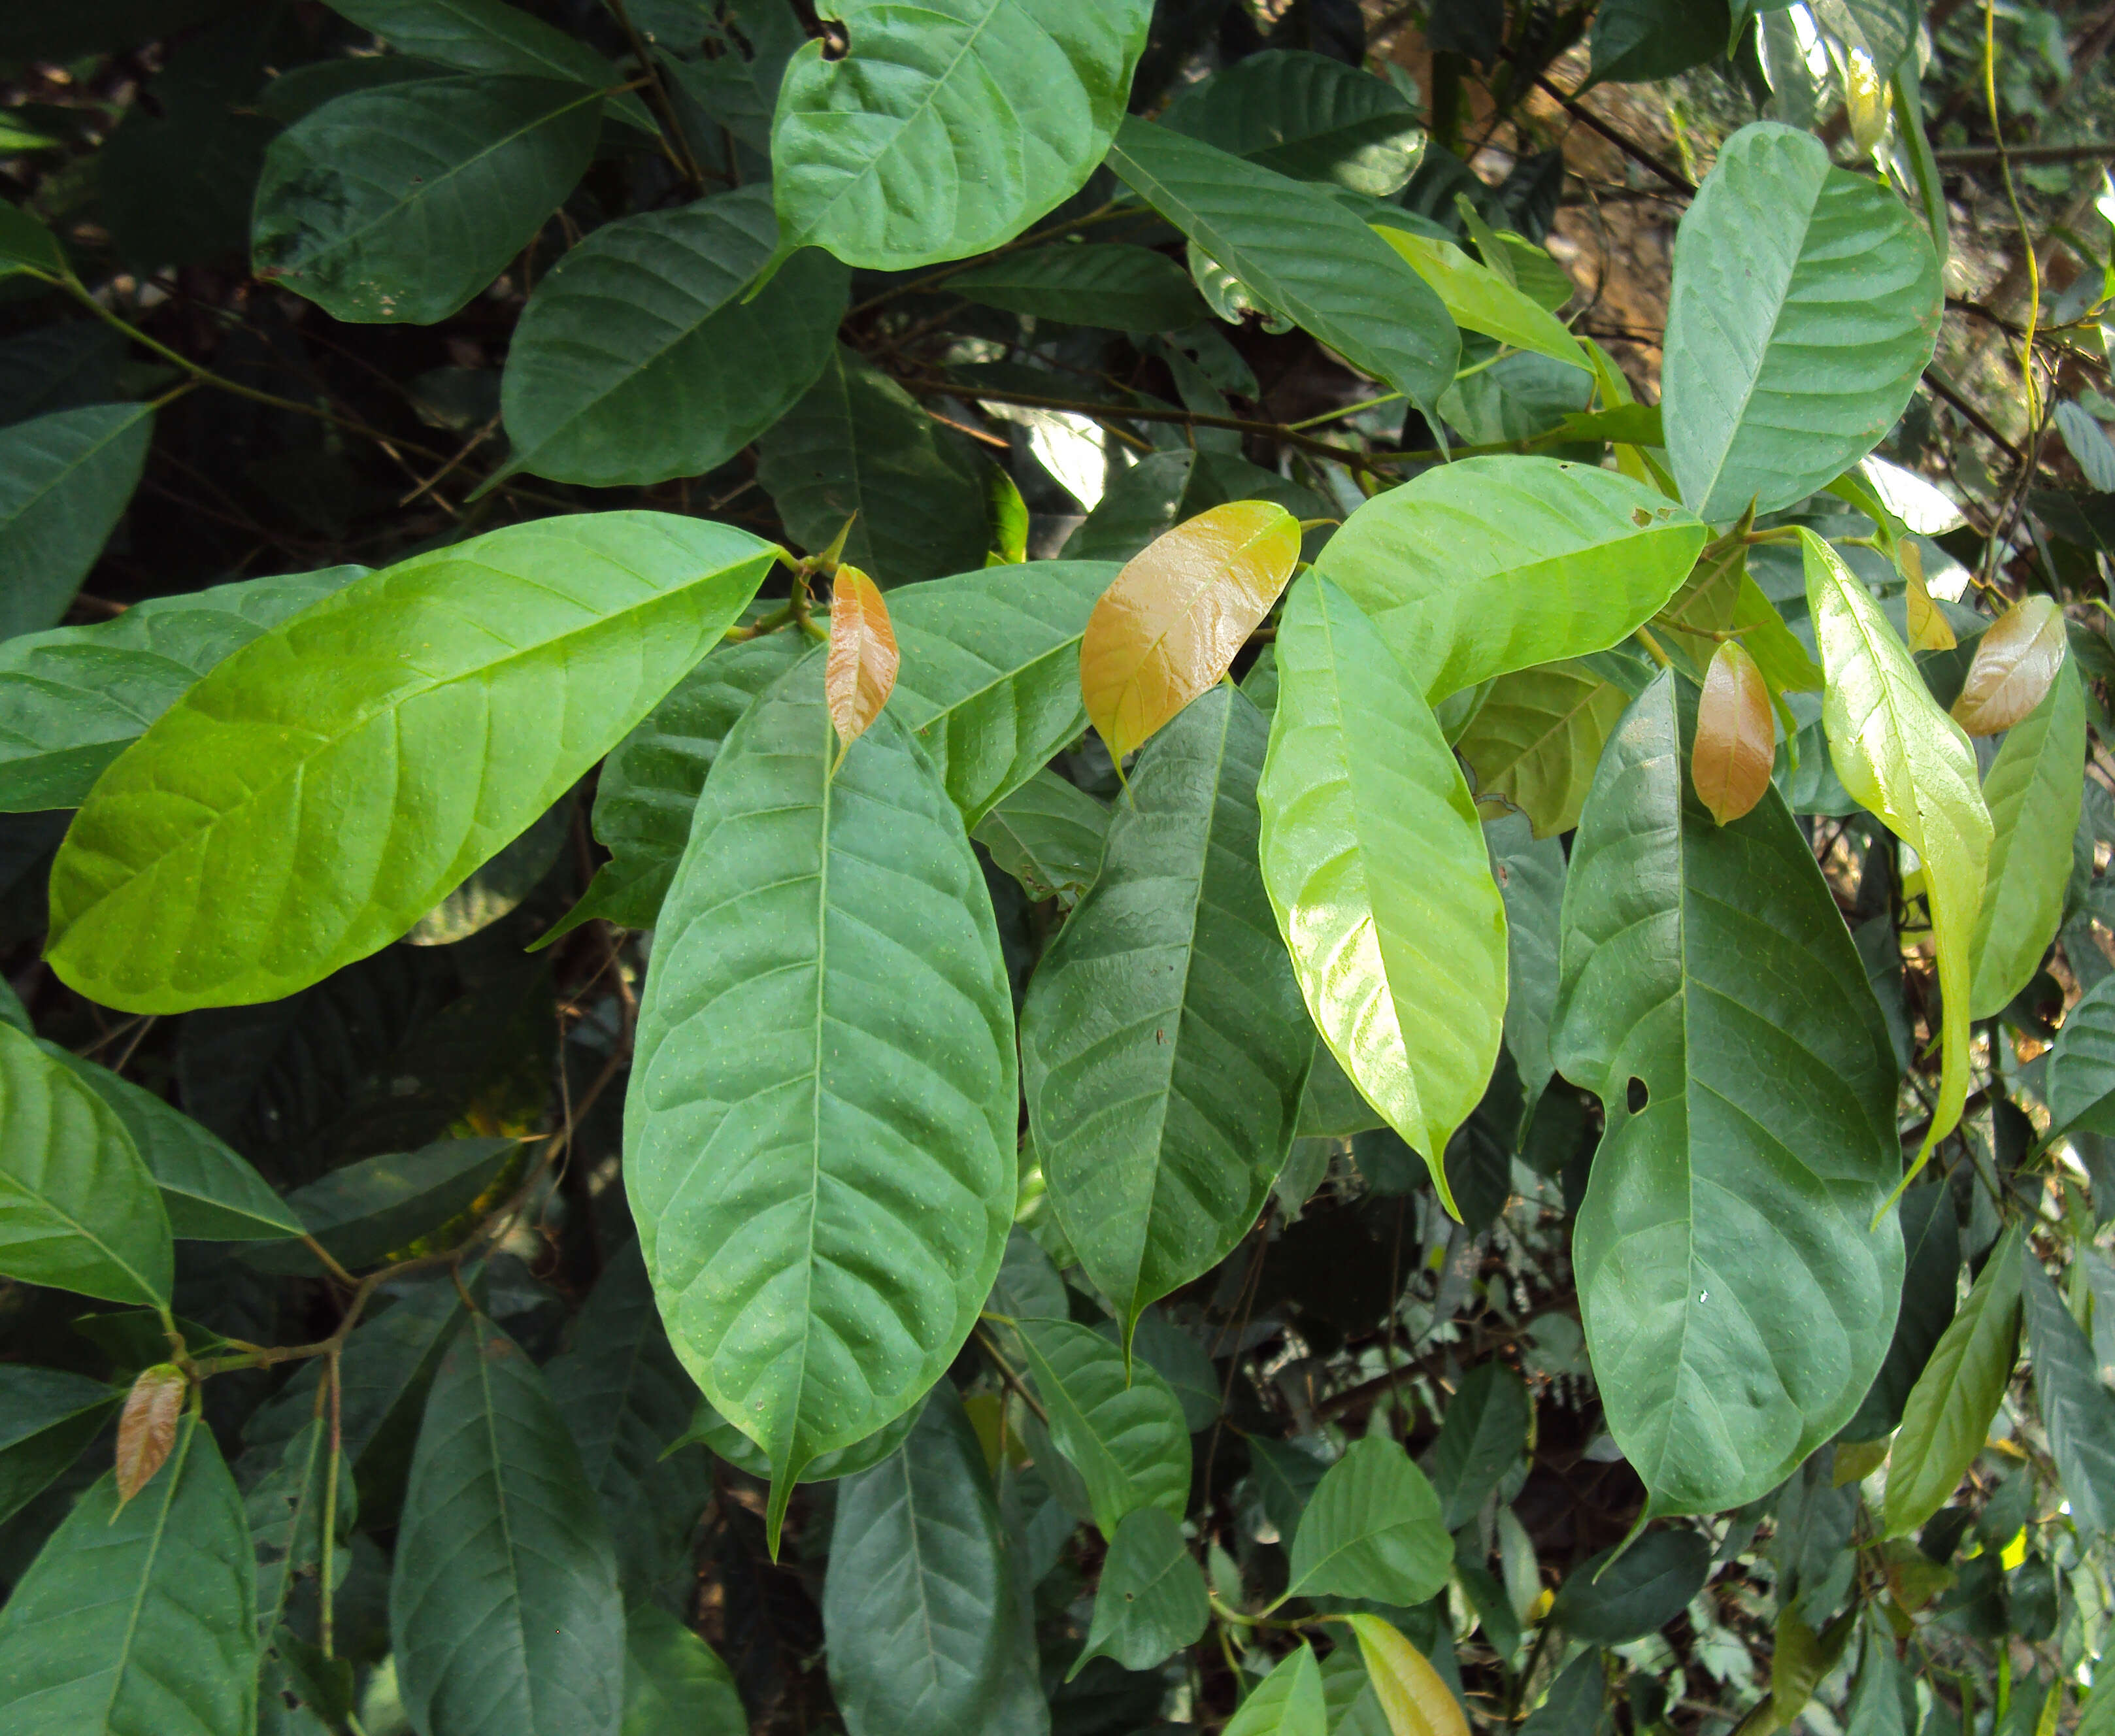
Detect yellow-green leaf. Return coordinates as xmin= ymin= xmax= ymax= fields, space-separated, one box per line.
xmin=1349 ymin=1614 xmax=1468 ymax=1736
xmin=1373 ymin=227 xmax=1590 ymax=373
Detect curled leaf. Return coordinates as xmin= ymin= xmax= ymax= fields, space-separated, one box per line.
xmin=825 ymin=565 xmax=898 ymax=763
xmin=1901 ymin=541 xmax=1954 ymax=651
xmin=1079 ymin=499 xmax=1301 ymax=762
xmin=1349 ymin=1613 xmax=1468 ymax=1736
xmin=115 ymin=1361 xmax=186 ymax=1507
xmin=1692 ymin=640 xmax=1774 ymax=825
xmin=1952 ymin=594 xmax=2067 ymax=736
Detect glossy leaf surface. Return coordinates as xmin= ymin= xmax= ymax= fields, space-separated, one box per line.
xmin=1552 ymin=671 xmax=1902 ymax=1513
xmin=625 ymin=653 xmax=1016 ymax=1525
xmin=48 ymin=512 xmax=776 ymax=1012
xmin=0 ymin=404 xmax=154 ymax=641
xmin=1662 ymin=123 xmax=1940 ymax=522
xmin=1257 ymin=575 xmax=1507 ymax=1213
xmin=1023 ymin=685 xmax=1311 ymax=1335
xmin=1284 ymin=1435 xmax=1449 ymax=1604
xmin=1015 ymin=1317 xmax=1190 ymax=1539
xmin=1692 ymin=640 xmax=1774 ymax=825
xmin=826 ymin=565 xmax=899 ymax=758
xmin=1073 ymin=1505 xmax=1208 ymax=1675
xmin=1952 ymin=594 xmax=2067 ymax=736
xmin=391 ymin=1314 xmax=625 ymax=1736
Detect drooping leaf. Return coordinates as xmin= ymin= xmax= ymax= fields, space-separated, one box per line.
xmin=546 ymin=1240 xmax=710 ymax=1596
xmin=1072 ymin=1505 xmax=1208 ymax=1677
xmin=1226 ymin=1641 xmax=1328 ymax=1736
xmin=1374 ymin=229 xmax=1588 ymax=372
xmin=1022 ymin=685 xmax=1311 ymax=1337
xmin=0 ymin=1366 xmax=121 ymax=1526
xmin=1881 ymin=1222 xmax=2022 ymax=1538
xmin=1548 ymin=1530 xmax=1713 ymax=1643
xmin=0 ymin=1411 xmax=256 ymax=1736
xmin=1078 ymin=500 xmax=1301 ymax=764
xmin=2020 ymin=1252 xmax=2115 ymax=1535
xmin=1692 ymin=639 xmax=1774 ymax=825
xmin=1841 ymin=1182 xmax=1959 ymax=1442
xmin=1107 ymin=118 xmax=1459 ymax=418
xmin=625 ymin=652 xmax=1016 ymax=1537
xmin=46 ymin=1047 xmax=302 ymax=1241
xmin=244 ymin=1137 xmax=519 ymax=1275
xmin=825 ymin=1386 xmax=1039 ymax=1735
xmin=1952 ymin=594 xmax=2068 ymax=737
xmin=1284 ymin=1435 xmax=1450 ymax=1604
xmin=756 ymin=346 xmax=992 ymax=582
xmin=47 ymin=512 xmax=776 ymax=1012
xmin=1662 ymin=123 xmax=1940 ymax=522
xmin=1425 ymin=1360 xmax=1531 ymax=1531
xmin=0 ymin=404 xmax=154 ymax=641
xmin=1014 ymin=1317 xmax=1189 ymax=1539
xmin=1969 ymin=659 xmax=2084 ymax=1016
xmin=949 ymin=244 xmax=1210 ymax=331
xmin=973 ymin=770 xmax=1110 ymax=906
xmin=1256 ymin=575 xmax=1507 ymax=1215
xmin=1350 ymin=1614 xmax=1469 ymax=1736
xmin=114 ymin=1363 xmax=186 ymax=1506
xmin=0 ymin=563 xmax=365 ymax=813
xmin=1456 ymin=662 xmax=1631 ymax=839
xmin=826 ymin=565 xmax=899 ymax=761
xmin=1307 ymin=457 xmax=1705 ymax=705
xmin=1161 ymin=50 xmax=1424 ymax=195
xmin=1552 ymin=671 xmax=1903 ymax=1514
xmin=770 ymin=0 xmax=1153 ymax=270
xmin=251 ymin=75 xmax=602 ymax=324
xmin=391 ymin=1314 xmax=625 ymax=1736
xmin=500 ymin=187 xmax=846 ymax=487
xmin=622 ymin=1602 xmax=746 ymax=1736
xmin=0 ymin=1020 xmax=172 ymax=1307
xmin=1802 ymin=529 xmax=1990 ymax=1172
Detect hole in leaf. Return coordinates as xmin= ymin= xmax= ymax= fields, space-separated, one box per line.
xmin=1627 ymin=1077 xmax=1648 ymax=1113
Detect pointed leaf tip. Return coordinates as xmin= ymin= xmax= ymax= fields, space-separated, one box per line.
xmin=114 ymin=1361 xmax=186 ymax=1507
xmin=825 ymin=564 xmax=898 ymax=763
xmin=1693 ymin=640 xmax=1774 ymax=824
xmin=1080 ymin=499 xmax=1301 ymax=763
xmin=1953 ymin=593 xmax=2066 ymax=736
xmin=1350 ymin=1613 xmax=1468 ymax=1736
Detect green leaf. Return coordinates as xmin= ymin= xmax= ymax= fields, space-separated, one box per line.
xmin=0 ymin=1020 xmax=171 ymax=1307
xmin=824 ymin=1386 xmax=1040 ymax=1733
xmin=2020 ymin=1251 xmax=2115 ymax=1535
xmin=974 ymin=769 xmax=1110 ymax=905
xmin=1587 ymin=0 xmax=1731 ymax=85
xmin=391 ymin=1314 xmax=625 ymax=1736
xmin=1257 ymin=574 xmax=1507 ymax=1213
xmin=1552 ymin=671 xmax=1903 ymax=1514
xmin=625 ymin=652 xmax=1016 ymax=1535
xmin=1842 ymin=1181 xmax=1959 ymax=1442
xmin=1801 ymin=529 xmax=1990 ymax=1171
xmin=1489 ymin=812 xmax=1565 ymax=1118
xmin=1548 ymin=1530 xmax=1712 ymax=1644
xmin=47 ymin=512 xmax=776 ymax=1012
xmin=1808 ymin=0 xmax=1919 ymax=78
xmin=45 ymin=1046 xmax=303 ymax=1241
xmin=1456 ymin=663 xmax=1631 ymax=839
xmin=1307 ymin=457 xmax=1706 ymax=705
xmin=501 ymin=187 xmax=848 ymax=487
xmin=1063 ymin=445 xmax=1327 ymax=564
xmin=1374 ymin=230 xmax=1588 ymax=373
xmin=0 ymin=404 xmax=154 ymax=641
xmin=1968 ymin=659 xmax=2084 ymax=1017
xmin=653 ymin=0 xmax=803 ymax=154
xmin=1014 ymin=1316 xmax=1189 ymax=1539
xmin=546 ymin=1240 xmax=710 ymax=1595
xmin=0 ymin=1366 xmax=121 ymax=1526
xmin=2052 ymin=975 xmax=2115 ymax=1135
xmin=950 ymin=244 xmax=1210 ymax=331
xmin=244 ymin=1137 xmax=518 ymax=1274
xmin=1104 ymin=1306 xmax=1220 ymax=1433
xmin=1024 ymin=685 xmax=1312 ymax=1338
xmin=1518 ymin=1650 xmax=1609 ymax=1736
xmin=252 ymin=75 xmax=602 ymax=324
xmin=622 ymin=1602 xmax=746 ymax=1736
xmin=769 ymin=0 xmax=1153 ymax=269
xmin=246 ymin=1416 xmax=341 ymax=1639
xmin=1882 ymin=1223 xmax=2022 ymax=1538
xmin=1160 ymin=49 xmax=1424 ymax=196
xmin=1426 ymin=1360 xmax=1530 ymax=1531
xmin=1227 ymin=1643 xmax=1328 ymax=1736
xmin=988 ymin=1224 xmax=1068 ymax=1324
xmin=0 ymin=202 xmax=66 ymax=279
xmin=756 ymin=346 xmax=993 ymax=582
xmin=1107 ymin=118 xmax=1459 ymax=419
xmin=1284 ymin=1433 xmax=1450 ymax=1604
xmin=1073 ymin=1505 xmax=1208 ymax=1677
xmin=670 ymin=1394 xmax=918 ymax=1484
xmin=0 ymin=563 xmax=365 ymax=813
xmin=1663 ymin=123 xmax=1941 ymax=522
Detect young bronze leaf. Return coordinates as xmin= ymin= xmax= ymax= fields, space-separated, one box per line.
xmin=115 ymin=1361 xmax=186 ymax=1507
xmin=1692 ymin=641 xmax=1774 ymax=825
xmin=1952 ymin=594 xmax=2067 ymax=736
xmin=1078 ymin=499 xmax=1301 ymax=762
xmin=825 ymin=565 xmax=899 ymax=763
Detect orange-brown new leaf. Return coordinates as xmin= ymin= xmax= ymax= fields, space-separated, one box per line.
xmin=1078 ymin=499 xmax=1302 ymax=763
xmin=115 ymin=1361 xmax=186 ymax=1509
xmin=1952 ymin=593 xmax=2066 ymax=735
xmin=825 ymin=564 xmax=898 ymax=766
xmin=1693 ymin=639 xmax=1774 ymax=825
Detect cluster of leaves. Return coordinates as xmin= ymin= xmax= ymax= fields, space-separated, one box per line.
xmin=5 ymin=0 xmax=2115 ymax=1734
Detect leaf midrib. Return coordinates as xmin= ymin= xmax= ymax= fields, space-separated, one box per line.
xmin=100 ymin=1411 xmax=194 ymax=1730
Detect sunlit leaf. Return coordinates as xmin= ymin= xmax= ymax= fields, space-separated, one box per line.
xmin=1691 ymin=639 xmax=1774 ymax=825
xmin=1903 ymin=542 xmax=1956 ymax=651
xmin=826 ymin=565 xmax=899 ymax=763
xmin=114 ymin=1362 xmax=185 ymax=1507
xmin=1952 ymin=594 xmax=2067 ymax=737
xmin=1373 ymin=229 xmax=1588 ymax=372
xmin=1456 ymin=663 xmax=1631 ymax=839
